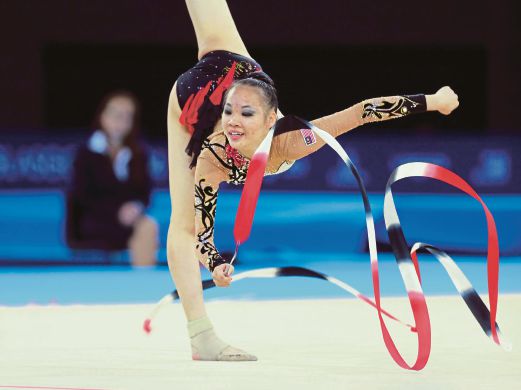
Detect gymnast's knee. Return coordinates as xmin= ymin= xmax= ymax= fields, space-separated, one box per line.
xmin=168 ymin=226 xmax=196 ymax=257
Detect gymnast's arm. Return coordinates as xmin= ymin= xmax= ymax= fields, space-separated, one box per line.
xmin=193 ymin=156 xmax=233 ymax=286
xmin=276 ymin=86 xmax=459 ymax=161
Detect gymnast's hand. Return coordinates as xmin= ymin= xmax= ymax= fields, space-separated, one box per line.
xmin=212 ymin=263 xmax=234 ymax=287
xmin=427 ymin=86 xmax=459 ymax=115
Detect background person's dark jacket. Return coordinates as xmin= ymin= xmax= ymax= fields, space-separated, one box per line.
xmin=66 ymin=137 xmax=152 ymax=250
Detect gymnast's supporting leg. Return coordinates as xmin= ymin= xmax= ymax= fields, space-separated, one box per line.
xmin=167 ymin=88 xmax=257 ymax=363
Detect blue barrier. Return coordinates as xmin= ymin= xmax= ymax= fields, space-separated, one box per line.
xmin=0 ymin=189 xmax=519 ymax=264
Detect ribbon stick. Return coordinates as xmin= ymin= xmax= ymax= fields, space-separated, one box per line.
xmin=230 ymin=127 xmax=275 ymax=266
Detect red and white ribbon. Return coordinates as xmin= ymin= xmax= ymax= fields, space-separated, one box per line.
xmin=231 ymin=116 xmax=510 ymax=369
xmin=147 ymin=116 xmax=510 ymax=370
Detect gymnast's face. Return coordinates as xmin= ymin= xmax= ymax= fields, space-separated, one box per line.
xmin=222 ymin=85 xmax=277 ymax=158
xmin=100 ymin=96 xmax=136 ymax=146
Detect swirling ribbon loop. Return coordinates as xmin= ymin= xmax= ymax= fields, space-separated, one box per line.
xmin=233 ymin=116 xmax=508 ymax=369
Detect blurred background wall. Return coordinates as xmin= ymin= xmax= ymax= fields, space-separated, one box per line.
xmin=1 ymin=0 xmax=520 ymax=133
xmin=0 ymin=0 xmax=519 ymax=265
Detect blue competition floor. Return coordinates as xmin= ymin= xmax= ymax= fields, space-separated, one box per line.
xmin=1 ymin=254 xmax=520 ymax=306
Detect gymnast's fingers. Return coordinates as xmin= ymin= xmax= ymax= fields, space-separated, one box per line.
xmin=224 ymin=263 xmax=235 ymax=277
xmin=212 ymin=264 xmax=233 ymax=287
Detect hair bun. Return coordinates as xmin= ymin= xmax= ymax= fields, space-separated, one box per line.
xmin=243 ymin=71 xmax=275 ymax=87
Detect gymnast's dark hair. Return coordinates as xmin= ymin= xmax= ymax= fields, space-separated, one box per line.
xmin=186 ymin=71 xmax=278 ymax=168
xmin=225 ymin=71 xmax=278 ymax=111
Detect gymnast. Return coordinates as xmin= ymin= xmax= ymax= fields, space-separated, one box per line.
xmin=166 ymin=0 xmax=459 ymax=361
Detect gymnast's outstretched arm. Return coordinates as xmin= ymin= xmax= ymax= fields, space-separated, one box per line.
xmin=273 ymin=86 xmax=459 ymax=161
xmin=185 ymin=0 xmax=251 ymax=60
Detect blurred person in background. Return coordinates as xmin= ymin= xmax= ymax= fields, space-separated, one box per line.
xmin=67 ymin=90 xmax=158 ymax=267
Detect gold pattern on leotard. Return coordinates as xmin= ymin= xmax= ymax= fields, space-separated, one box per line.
xmin=222 ymin=60 xmax=259 ymax=80
xmin=362 ymin=96 xmax=422 ymax=120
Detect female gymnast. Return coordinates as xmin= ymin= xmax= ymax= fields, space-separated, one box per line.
xmin=167 ymin=0 xmax=459 ymax=361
